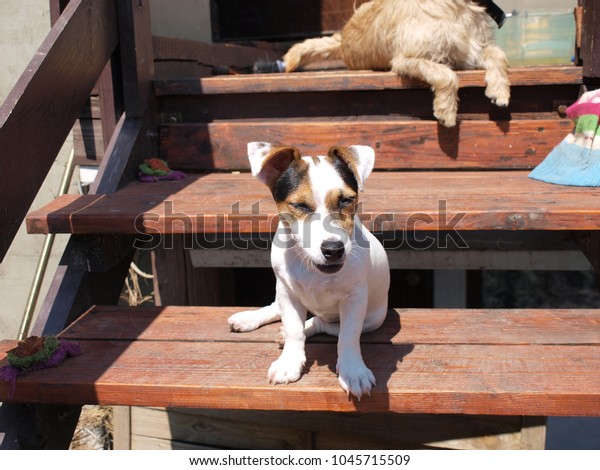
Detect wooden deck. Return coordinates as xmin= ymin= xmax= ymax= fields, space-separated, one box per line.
xmin=2 ymin=306 xmax=600 ymax=416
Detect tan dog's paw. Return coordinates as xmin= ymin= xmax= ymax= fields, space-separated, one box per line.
xmin=432 ymin=76 xmax=459 ymax=127
xmin=485 ymin=83 xmax=510 ymax=108
xmin=283 ymin=46 xmax=302 ymax=72
xmin=434 ymin=107 xmax=457 ymax=128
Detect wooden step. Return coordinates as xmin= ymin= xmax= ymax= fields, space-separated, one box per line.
xmin=154 ymin=67 xmax=580 ymax=125
xmin=26 ymin=171 xmax=600 ymax=235
xmin=154 ymin=66 xmax=582 ymax=96
xmin=2 ymin=306 xmax=600 ymax=415
xmin=158 ymin=119 xmax=572 ymax=171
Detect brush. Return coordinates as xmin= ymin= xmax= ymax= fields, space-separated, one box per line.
xmin=529 ymin=89 xmax=600 ymax=187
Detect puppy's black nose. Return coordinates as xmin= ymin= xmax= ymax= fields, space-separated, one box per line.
xmin=321 ymin=240 xmax=345 ymax=262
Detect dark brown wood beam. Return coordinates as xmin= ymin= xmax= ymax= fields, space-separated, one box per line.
xmin=580 ymin=0 xmax=600 ymax=80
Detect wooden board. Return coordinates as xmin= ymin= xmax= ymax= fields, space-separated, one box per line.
xmin=1 ymin=306 xmax=600 ymax=416
xmin=154 ymin=66 xmax=583 ymax=96
xmin=25 ymin=171 xmax=600 ymax=234
xmin=129 ymin=407 xmax=538 ymax=450
xmin=58 ymin=306 xmax=600 ymax=346
xmin=159 ymin=119 xmax=572 ymax=170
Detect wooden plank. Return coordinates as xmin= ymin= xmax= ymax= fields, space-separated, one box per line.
xmin=159 ymin=119 xmax=572 ymax=170
xmin=0 ymin=402 xmax=81 ymax=450
xmin=2 ymin=338 xmax=600 ymax=415
xmin=154 ymin=66 xmax=583 ymax=96
xmin=49 ymin=0 xmax=71 ymax=25
xmin=131 ymin=434 xmax=213 ymax=450
xmin=59 ymin=306 xmax=600 ymax=347
xmin=98 ymin=61 xmax=117 ymax=148
xmin=112 ymin=406 xmax=131 ymax=450
xmin=131 ymin=407 xmax=529 ymax=450
xmin=0 ymin=0 xmax=118 ymax=262
xmin=152 ymin=408 xmax=531 ymax=450
xmin=520 ymin=417 xmax=547 ymax=450
xmin=74 ymin=118 xmax=104 ymax=164
xmin=25 ymin=171 xmax=600 ymax=234
xmin=2 ymin=307 xmax=600 ymax=415
xmin=116 ymin=0 xmax=154 ymax=118
xmin=157 ymin=85 xmax=577 ymax=123
xmin=90 ymin=114 xmax=142 ymax=194
xmin=131 ymin=406 xmax=310 ymax=450
xmin=188 ymin=247 xmax=592 ymax=271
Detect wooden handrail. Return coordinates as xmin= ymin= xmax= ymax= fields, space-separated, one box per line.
xmin=0 ymin=0 xmax=119 ymax=262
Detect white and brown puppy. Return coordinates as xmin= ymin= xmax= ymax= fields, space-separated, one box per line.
xmin=228 ymin=142 xmax=390 ymax=399
xmin=283 ymin=0 xmax=510 ymax=127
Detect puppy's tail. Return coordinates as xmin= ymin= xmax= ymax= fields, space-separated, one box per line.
xmin=283 ymin=32 xmax=343 ymax=72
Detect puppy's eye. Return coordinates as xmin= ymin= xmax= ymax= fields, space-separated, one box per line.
xmin=339 ymin=196 xmax=356 ymax=209
xmin=290 ymin=202 xmax=313 ymax=214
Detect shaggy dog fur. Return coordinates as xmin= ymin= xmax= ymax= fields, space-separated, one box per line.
xmin=283 ymin=0 xmax=510 ymax=127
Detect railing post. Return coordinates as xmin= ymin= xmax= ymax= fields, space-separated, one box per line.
xmin=579 ymin=0 xmax=600 ymax=80
xmin=116 ymin=0 xmax=155 ymax=118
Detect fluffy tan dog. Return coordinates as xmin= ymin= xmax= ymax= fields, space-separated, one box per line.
xmin=283 ymin=0 xmax=510 ymax=127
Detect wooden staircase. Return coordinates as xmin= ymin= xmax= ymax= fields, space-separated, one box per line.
xmin=1 ymin=0 xmax=600 ymax=449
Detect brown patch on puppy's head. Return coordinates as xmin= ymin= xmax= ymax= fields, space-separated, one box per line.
xmin=250 ymin=144 xmax=302 ymax=189
xmin=326 ymin=145 xmax=375 ymax=191
xmin=247 ymin=142 xmax=314 ymax=223
xmin=327 ymin=146 xmax=361 ymax=192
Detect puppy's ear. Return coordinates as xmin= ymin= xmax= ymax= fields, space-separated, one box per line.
xmin=328 ymin=145 xmax=375 ymax=191
xmin=248 ymin=142 xmax=302 ymax=187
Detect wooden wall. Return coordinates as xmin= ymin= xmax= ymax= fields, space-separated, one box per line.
xmin=120 ymin=407 xmax=545 ymax=450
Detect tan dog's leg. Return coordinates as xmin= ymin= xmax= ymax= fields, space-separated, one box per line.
xmin=284 ymin=33 xmax=343 ymax=72
xmin=391 ymin=56 xmax=459 ymax=127
xmin=481 ymin=44 xmax=510 ymax=107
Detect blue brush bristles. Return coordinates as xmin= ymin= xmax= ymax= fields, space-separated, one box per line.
xmin=529 ymin=89 xmax=600 ymax=187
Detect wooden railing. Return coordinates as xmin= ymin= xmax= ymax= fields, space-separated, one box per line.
xmin=0 ymin=0 xmax=119 ymax=262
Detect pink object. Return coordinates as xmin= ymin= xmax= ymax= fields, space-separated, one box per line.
xmin=566 ymin=89 xmax=600 ymax=118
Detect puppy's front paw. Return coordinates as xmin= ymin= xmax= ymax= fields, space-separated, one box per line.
xmin=337 ymin=358 xmax=376 ymax=400
xmin=228 ymin=310 xmax=261 ymax=332
xmin=485 ymin=82 xmax=510 ymax=108
xmin=268 ymin=351 xmax=306 ymax=384
xmin=433 ymin=96 xmax=458 ymax=128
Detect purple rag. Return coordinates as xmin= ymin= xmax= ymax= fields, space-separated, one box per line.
xmin=138 ymin=170 xmax=186 ymax=182
xmin=0 ymin=340 xmax=82 ymax=399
